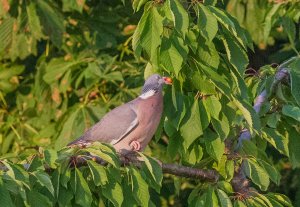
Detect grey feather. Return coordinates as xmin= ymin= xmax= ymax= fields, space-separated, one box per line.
xmin=69 ymin=101 xmax=138 ymax=145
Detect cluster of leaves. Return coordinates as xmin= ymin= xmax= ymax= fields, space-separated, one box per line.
xmin=131 ymin=0 xmax=300 ymax=206
xmin=0 ymin=0 xmax=145 ymax=156
xmin=227 ymin=0 xmax=300 ymax=52
xmin=0 ymin=0 xmax=300 ymax=206
xmin=0 ymin=143 xmax=163 ymax=207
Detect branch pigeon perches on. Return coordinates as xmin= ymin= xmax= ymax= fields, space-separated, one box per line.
xmin=68 ymin=74 xmax=172 ymax=154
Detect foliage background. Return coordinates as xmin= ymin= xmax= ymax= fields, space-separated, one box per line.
xmin=0 ymin=0 xmax=300 ymax=206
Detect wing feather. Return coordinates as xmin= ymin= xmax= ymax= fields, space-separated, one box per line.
xmin=69 ymin=102 xmax=138 ymax=145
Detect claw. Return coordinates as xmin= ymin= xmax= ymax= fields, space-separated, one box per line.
xmin=130 ymin=140 xmax=141 ymax=151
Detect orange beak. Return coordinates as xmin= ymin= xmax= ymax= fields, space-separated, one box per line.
xmin=163 ymin=77 xmax=172 ymax=85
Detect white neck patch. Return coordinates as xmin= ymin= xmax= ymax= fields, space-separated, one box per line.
xmin=139 ymin=90 xmax=156 ymax=99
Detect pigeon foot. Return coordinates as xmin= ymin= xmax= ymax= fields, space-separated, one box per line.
xmin=130 ymin=140 xmax=141 ymax=151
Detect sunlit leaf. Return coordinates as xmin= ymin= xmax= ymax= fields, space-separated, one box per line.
xmin=169 ymin=0 xmax=189 ymax=37
xmin=243 ymin=158 xmax=270 ymax=191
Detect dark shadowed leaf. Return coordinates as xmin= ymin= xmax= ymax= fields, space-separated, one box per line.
xmin=31 ymin=171 xmax=55 ymax=196
xmin=87 ymin=160 xmax=108 ymax=186
xmin=288 ymin=127 xmax=300 ymax=168
xmin=0 ymin=177 xmax=14 ymax=207
xmin=27 ymin=190 xmax=52 ymax=207
xmin=130 ymin=167 xmax=150 ymax=207
xmin=36 ymin=1 xmax=65 ymax=47
xmin=74 ymin=168 xmax=92 ymax=206
xmin=102 ymin=180 xmax=124 ymax=207
xmin=282 ymin=105 xmax=300 ymax=122
xmin=205 ymin=130 xmax=225 ymax=162
xmin=289 ymin=57 xmax=300 ymax=106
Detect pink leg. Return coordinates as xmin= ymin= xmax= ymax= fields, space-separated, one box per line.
xmin=130 ymin=140 xmax=141 ymax=151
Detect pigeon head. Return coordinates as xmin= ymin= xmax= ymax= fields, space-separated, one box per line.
xmin=140 ymin=74 xmax=172 ymax=99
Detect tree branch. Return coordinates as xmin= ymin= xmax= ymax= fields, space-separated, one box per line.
xmin=72 ymin=154 xmax=219 ymax=182
xmin=237 ymin=64 xmax=290 ymax=146
xmin=233 ymin=58 xmax=294 ymax=194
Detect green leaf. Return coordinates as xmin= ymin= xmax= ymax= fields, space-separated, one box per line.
xmin=26 ymin=2 xmax=43 ymax=40
xmin=168 ymin=0 xmax=189 ymax=37
xmin=31 ymin=171 xmax=55 ymax=196
xmin=59 ymin=165 xmax=71 ymax=188
xmin=282 ymin=16 xmax=296 ymax=44
xmin=86 ymin=142 xmax=120 ymax=168
xmin=167 ymin=85 xmax=186 ymax=129
xmin=160 ymin=35 xmax=188 ymax=76
xmin=266 ymin=193 xmax=292 ymax=207
xmin=0 ymin=177 xmax=14 ymax=207
xmin=289 ymin=59 xmax=300 ymax=106
xmin=62 ymin=0 xmax=86 ymax=13
xmin=267 ymin=113 xmax=280 ymax=128
xmin=132 ymin=0 xmax=149 ymax=12
xmin=121 ymin=179 xmax=138 ymax=207
xmin=87 ymin=160 xmax=108 ymax=186
xmin=36 ymin=1 xmax=65 ymax=47
xmin=256 ymin=194 xmax=276 ymax=207
xmin=180 ymin=99 xmax=203 ymax=149
xmin=203 ymin=95 xmax=221 ymax=119
xmin=74 ymin=168 xmax=92 ymax=207
xmin=205 ymin=187 xmax=219 ymax=207
xmin=262 ymin=128 xmax=289 ymax=156
xmin=55 ymin=107 xmax=85 ymax=149
xmin=191 ymin=71 xmax=216 ymax=95
xmin=138 ymin=153 xmax=163 ymax=189
xmin=188 ymin=144 xmax=203 ymax=165
xmin=211 ymin=115 xmax=230 ymax=140
xmin=288 ymin=127 xmax=300 ymax=168
xmin=197 ymin=35 xmax=220 ymax=69
xmin=130 ymin=167 xmax=150 ymax=207
xmin=58 ymin=186 xmax=73 ymax=207
xmin=222 ymin=36 xmax=249 ymax=75
xmin=0 ymin=65 xmax=25 ymax=80
xmin=263 ymin=4 xmax=281 ymax=43
xmin=233 ymin=97 xmax=260 ymax=131
xmin=133 ymin=5 xmax=163 ymax=64
xmin=233 ymin=200 xmax=247 ymax=207
xmin=217 ymin=181 xmax=233 ymax=193
xmin=217 ymin=189 xmax=233 ymax=207
xmin=257 ymin=159 xmax=281 ymax=185
xmin=240 ymin=140 xmax=258 ymax=157
xmin=205 ymin=130 xmax=225 ymax=162
xmin=43 ymin=58 xmax=83 ymax=84
xmin=0 ymin=17 xmax=14 ymax=52
xmin=225 ymin=160 xmax=234 ymax=181
xmin=167 ymin=132 xmax=183 ymax=159
xmin=102 ymin=180 xmax=124 ymax=207
xmin=282 ymin=105 xmax=300 ymax=122
xmin=4 ymin=163 xmax=30 ymax=187
xmin=208 ymin=6 xmax=251 ymax=49
xmin=197 ymin=4 xmax=218 ymax=41
xmin=243 ymin=158 xmax=270 ymax=191
xmin=27 ymin=190 xmax=52 ymax=207
xmin=44 ymin=149 xmax=58 ymax=168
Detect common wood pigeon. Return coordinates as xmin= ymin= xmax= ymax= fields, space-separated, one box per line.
xmin=68 ymin=74 xmax=172 ymax=153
